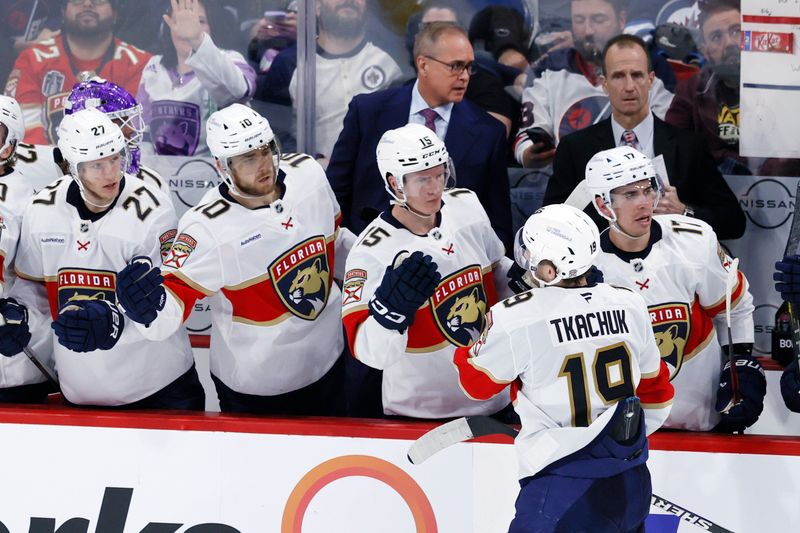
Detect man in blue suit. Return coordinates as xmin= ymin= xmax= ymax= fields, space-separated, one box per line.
xmin=326 ymin=21 xmax=513 ymax=250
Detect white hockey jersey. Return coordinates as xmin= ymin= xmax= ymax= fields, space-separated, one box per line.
xmin=343 ymin=189 xmax=515 ymax=418
xmin=454 ymin=284 xmax=673 ymax=479
xmin=12 ymin=176 xmax=194 ymax=405
xmin=593 ymin=215 xmax=754 ymax=431
xmin=137 ymin=33 xmax=256 ymax=157
xmin=139 ymin=154 xmax=352 ymax=396
xmin=513 ymin=48 xmax=674 ymax=164
xmin=14 ymin=143 xmax=63 ymax=191
xmin=0 ymin=166 xmax=33 ymax=290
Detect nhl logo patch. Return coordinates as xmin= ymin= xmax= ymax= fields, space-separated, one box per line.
xmin=649 ymin=302 xmax=691 ymax=378
xmin=431 ymin=265 xmax=488 ymax=347
xmin=163 ymin=233 xmax=196 ymax=269
xmin=57 ymin=268 xmax=117 ymax=311
xmin=342 ymin=269 xmax=367 ymax=305
xmin=269 ymin=236 xmax=331 ymax=320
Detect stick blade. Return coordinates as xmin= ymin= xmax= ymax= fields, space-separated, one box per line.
xmin=407 ymin=416 xmax=518 ymax=465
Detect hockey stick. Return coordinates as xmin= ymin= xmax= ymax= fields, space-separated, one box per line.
xmin=407 ymin=416 xmax=518 ymax=465
xmin=409 ymin=417 xmax=737 ymax=532
xmin=720 ymin=257 xmax=742 ymax=414
xmin=0 ymin=314 xmax=58 ymax=389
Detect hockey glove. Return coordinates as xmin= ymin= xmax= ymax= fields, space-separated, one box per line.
xmin=780 ymin=360 xmax=800 ymax=413
xmin=52 ymin=300 xmax=125 ymax=353
xmin=116 ymin=256 xmax=166 ymax=324
xmin=714 ymin=351 xmax=767 ymax=432
xmin=774 ymin=255 xmax=800 ymax=304
xmin=507 ymin=263 xmax=535 ymax=294
xmin=369 ymin=251 xmax=441 ymax=332
xmin=0 ymin=298 xmax=31 ymax=357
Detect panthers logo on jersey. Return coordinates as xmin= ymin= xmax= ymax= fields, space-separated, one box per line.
xmin=649 ymin=302 xmax=691 ymax=378
xmin=558 ymin=95 xmax=611 ymax=142
xmin=269 ymin=236 xmax=331 ymax=321
xmin=56 ymin=268 xmax=117 ymax=312
xmin=431 ymin=265 xmax=488 ymax=347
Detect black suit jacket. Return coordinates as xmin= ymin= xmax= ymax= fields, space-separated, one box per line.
xmin=326 ymin=84 xmax=513 ymax=249
xmin=544 ymin=115 xmax=746 ymax=240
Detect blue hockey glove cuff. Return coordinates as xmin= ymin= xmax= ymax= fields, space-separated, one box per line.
xmin=715 ymin=351 xmax=766 ymax=432
xmin=116 ymin=256 xmax=166 ymax=324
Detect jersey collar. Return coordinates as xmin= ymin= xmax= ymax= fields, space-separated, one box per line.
xmin=380 ymin=203 xmax=444 ymax=236
xmin=600 ymin=220 xmax=663 ymax=262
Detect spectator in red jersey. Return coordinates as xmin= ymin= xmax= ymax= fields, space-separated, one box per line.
xmin=4 ymin=0 xmax=151 ymax=145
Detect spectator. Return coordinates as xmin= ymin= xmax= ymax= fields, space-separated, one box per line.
xmin=256 ymin=0 xmax=402 ymax=160
xmin=544 ymin=33 xmax=745 ymax=240
xmin=327 ymin=22 xmax=513 ymax=250
xmin=137 ymin=0 xmax=255 ymax=156
xmin=405 ymin=0 xmax=518 ymax=137
xmin=665 ymin=0 xmax=800 ymax=176
xmin=514 ymin=0 xmax=674 ymax=169
xmin=246 ymin=4 xmax=298 ymax=75
xmin=4 ymin=0 xmax=151 ymax=145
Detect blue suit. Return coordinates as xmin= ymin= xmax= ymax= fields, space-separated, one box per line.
xmin=326 ymin=84 xmax=513 ymax=250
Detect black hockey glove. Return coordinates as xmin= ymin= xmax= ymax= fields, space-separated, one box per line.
xmin=0 ymin=298 xmax=31 ymax=357
xmin=774 ymin=255 xmax=800 ymax=304
xmin=52 ymin=300 xmax=125 ymax=353
xmin=715 ymin=349 xmax=766 ymax=433
xmin=116 ymin=256 xmax=166 ymax=324
xmin=369 ymin=251 xmax=441 ymax=332
xmin=780 ymin=360 xmax=800 ymax=413
xmin=507 ymin=262 xmax=535 ymax=294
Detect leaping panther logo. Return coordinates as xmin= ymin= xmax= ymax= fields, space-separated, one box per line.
xmin=649 ymin=303 xmax=691 ymax=378
xmin=446 ymin=287 xmax=487 ymax=345
xmin=431 ymin=265 xmax=490 ymax=347
xmin=269 ymin=236 xmax=332 ymax=321
xmin=287 ymin=257 xmax=329 ymax=317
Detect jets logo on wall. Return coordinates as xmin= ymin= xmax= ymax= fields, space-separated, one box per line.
xmin=269 ymin=236 xmax=331 ymax=320
xmin=558 ymin=96 xmax=611 ymax=141
xmin=431 ymin=265 xmax=488 ymax=347
xmin=56 ymin=268 xmax=117 ymax=312
xmin=649 ymin=302 xmax=691 ymax=378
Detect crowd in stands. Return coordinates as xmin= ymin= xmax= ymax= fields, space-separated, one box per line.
xmin=0 ymin=0 xmax=797 ymax=430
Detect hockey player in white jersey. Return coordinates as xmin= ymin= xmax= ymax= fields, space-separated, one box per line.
xmin=5 ymin=108 xmax=203 ymax=409
xmin=586 ymin=145 xmax=763 ymax=432
xmin=115 ymin=103 xmax=353 ymax=415
xmin=454 ymin=204 xmax=673 ymax=531
xmin=0 ymin=95 xmax=53 ymax=403
xmin=64 ymin=78 xmax=171 ymax=198
xmin=342 ymin=123 xmax=518 ymax=419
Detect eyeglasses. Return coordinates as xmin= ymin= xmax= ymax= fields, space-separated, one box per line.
xmin=424 ymin=56 xmax=476 ymax=76
xmin=67 ymin=0 xmax=110 ymax=6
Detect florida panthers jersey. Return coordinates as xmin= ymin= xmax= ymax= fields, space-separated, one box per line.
xmin=513 ymin=48 xmax=674 ymax=164
xmin=14 ymin=143 xmax=63 ymax=191
xmin=0 ymin=166 xmax=33 ymax=290
xmin=593 ymin=215 xmax=754 ymax=431
xmin=343 ymin=189 xmax=514 ymax=418
xmin=5 ymin=36 xmax=150 ymax=145
xmin=139 ymin=154 xmax=350 ymax=396
xmin=454 ymin=284 xmax=674 ymax=479
xmin=12 ymin=176 xmax=193 ymax=406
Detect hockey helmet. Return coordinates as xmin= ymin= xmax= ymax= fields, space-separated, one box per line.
xmin=0 ymin=95 xmax=25 ymax=164
xmin=65 ymin=77 xmax=144 ymax=174
xmin=375 ymin=123 xmax=455 ymax=203
xmin=514 ymin=204 xmax=600 ymax=286
xmin=585 ymin=146 xmax=662 ymax=220
xmin=57 ymin=108 xmax=127 ymax=178
xmin=206 ymin=103 xmax=279 ymax=190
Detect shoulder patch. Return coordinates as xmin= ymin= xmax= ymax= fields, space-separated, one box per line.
xmin=159 ymin=229 xmax=177 ymax=262
xmin=342 ymin=269 xmax=367 ymax=305
xmin=163 ymin=233 xmax=196 ymax=269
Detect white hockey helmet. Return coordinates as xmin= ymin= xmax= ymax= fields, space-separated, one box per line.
xmin=514 ymin=204 xmax=600 ymax=286
xmin=56 ymin=108 xmax=127 ymax=178
xmin=0 ymin=95 xmax=25 ymax=164
xmin=206 ymin=103 xmax=279 ymax=184
xmin=375 ymin=123 xmax=455 ymax=203
xmin=585 ymin=146 xmax=661 ymax=220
